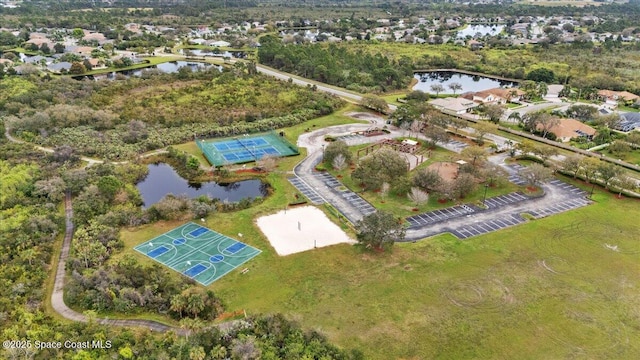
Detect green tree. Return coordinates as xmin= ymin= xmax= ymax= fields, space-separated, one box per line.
xmin=561 ymin=155 xmax=583 ymax=178
xmin=54 ymin=43 xmax=65 ymax=53
xmin=532 ymin=144 xmax=559 ymax=164
xmin=609 ymin=140 xmax=631 ymax=156
xmin=448 ymin=82 xmax=462 ymax=95
xmin=610 ymin=176 xmax=637 ymax=198
xmin=323 ymin=140 xmax=352 ymax=168
xmin=526 ymin=68 xmax=556 ymax=83
xmin=356 ymin=211 xmax=405 ymax=251
xmin=352 ymin=147 xmax=407 ymax=190
xmin=69 ymin=61 xmax=87 ymax=74
xmin=119 ymin=346 xmax=134 ymax=359
xmin=72 ymin=28 xmax=85 ymax=39
xmin=626 ymin=132 xmax=640 ymax=147
xmin=186 ymin=156 xmax=200 ymax=171
xmin=231 ymin=335 xmax=261 ymax=360
xmin=405 ymin=90 xmax=429 ymax=102
xmin=359 ymin=94 xmax=389 ymax=114
xmin=461 ymin=146 xmax=487 ymax=167
xmin=451 ymin=173 xmax=477 ymax=199
xmin=412 ymin=168 xmax=443 ymax=192
xmin=580 ymin=157 xmax=601 ymax=183
xmin=597 ymin=163 xmax=622 ymax=189
xmin=519 ymin=163 xmax=553 ymax=187
xmin=430 ymin=84 xmax=445 ymax=96
xmin=97 ymin=175 xmax=123 ymax=201
xmin=473 ymin=121 xmax=498 ymax=145
xmin=482 ymin=104 xmax=505 ymax=123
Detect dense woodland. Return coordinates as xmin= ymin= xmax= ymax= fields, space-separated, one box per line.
xmin=258 ymin=35 xmax=414 ymax=92
xmin=259 ymin=40 xmax=640 ymax=95
xmin=3 ymin=68 xmax=343 ymax=160
xmin=0 ymin=89 xmax=357 ymax=359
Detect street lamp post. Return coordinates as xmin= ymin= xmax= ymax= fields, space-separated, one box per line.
xmin=482 ymin=184 xmax=489 ymax=206
xmin=321 ymin=144 xmax=325 ymax=162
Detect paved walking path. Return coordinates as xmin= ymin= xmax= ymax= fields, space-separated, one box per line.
xmin=51 ymin=193 xmax=188 ymax=333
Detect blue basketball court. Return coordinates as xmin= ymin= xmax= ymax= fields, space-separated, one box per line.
xmin=134 ymin=222 xmax=261 ymax=286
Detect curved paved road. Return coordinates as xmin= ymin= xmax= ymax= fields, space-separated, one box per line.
xmin=255 ymin=64 xmax=397 ymax=111
xmin=293 ymin=117 xmax=594 ymax=241
xmin=52 ymin=192 xmax=187 ymax=334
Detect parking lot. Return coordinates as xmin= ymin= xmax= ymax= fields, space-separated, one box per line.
xmin=311 ymin=172 xmax=377 ymax=216
xmin=448 ymin=213 xmax=527 ymax=240
xmin=482 ymin=192 xmax=528 ymax=209
xmin=405 ymin=175 xmax=593 ymax=240
xmin=548 ymin=179 xmax=588 ymax=197
xmin=445 ymin=139 xmax=469 ymax=151
xmin=313 ymin=171 xmax=342 ymax=188
xmin=288 ymin=177 xmax=325 ymax=205
xmin=527 ymin=197 xmax=592 ymax=219
xmin=506 ymin=164 xmax=529 ymax=186
xmin=335 ymin=134 xmax=363 ymax=142
xmin=406 ymin=204 xmax=476 ymax=228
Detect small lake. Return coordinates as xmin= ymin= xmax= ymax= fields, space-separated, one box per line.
xmin=179 ymin=49 xmax=248 ymax=59
xmin=137 ymin=163 xmax=268 ymax=208
xmin=180 ymin=49 xmax=234 ymax=58
xmin=456 ymin=24 xmax=505 ymax=38
xmin=86 ymin=61 xmax=222 ymax=80
xmin=413 ymin=71 xmax=518 ymax=94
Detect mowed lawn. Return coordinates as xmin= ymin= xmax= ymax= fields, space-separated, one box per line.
xmin=125 ymin=181 xmax=640 ymax=359
xmin=122 ymin=127 xmax=640 ymax=359
xmin=205 ymin=188 xmax=638 ymax=359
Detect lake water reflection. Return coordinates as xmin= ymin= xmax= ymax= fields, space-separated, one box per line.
xmin=412 ymin=71 xmax=518 ymax=93
xmin=137 ymin=163 xmax=268 ymax=208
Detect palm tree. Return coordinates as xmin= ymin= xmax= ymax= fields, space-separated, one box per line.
xmin=210 ymin=345 xmax=227 ymax=360
xmin=185 ymin=290 xmax=205 ymax=318
xmin=170 ymin=294 xmax=187 ymax=318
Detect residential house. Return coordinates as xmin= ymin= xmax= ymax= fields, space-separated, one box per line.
xmin=25 ymin=37 xmax=54 ymax=50
xmin=66 ymin=46 xmax=94 ymax=57
xmin=468 ymin=39 xmax=484 ymax=50
xmin=0 ymin=58 xmax=14 ymax=66
xmin=47 ymin=62 xmax=72 ymax=74
xmin=598 ymin=90 xmax=640 ymax=108
xmin=87 ymin=58 xmax=107 ymax=70
xmin=615 ymin=113 xmax=640 ymax=132
xmin=471 ymin=90 xmax=506 ymax=104
xmin=82 ymin=32 xmax=108 ymax=45
xmin=538 ymin=118 xmax=596 ymax=142
xmin=124 ymin=23 xmax=141 ymax=33
xmin=487 ymin=87 xmax=526 ymax=102
xmin=429 ymin=97 xmax=479 ymax=115
xmin=189 ymin=38 xmax=207 ymax=45
xmin=209 ymin=40 xmax=231 ymax=47
xmin=464 ymin=88 xmax=525 ymax=104
xmin=23 ymin=55 xmax=53 ymax=65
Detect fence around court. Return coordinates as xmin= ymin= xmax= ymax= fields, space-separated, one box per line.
xmin=196 ymin=131 xmax=300 ymax=167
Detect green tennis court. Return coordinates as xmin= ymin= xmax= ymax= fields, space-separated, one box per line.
xmin=196 ymin=131 xmax=299 ymax=166
xmin=134 ymin=222 xmax=261 ymax=286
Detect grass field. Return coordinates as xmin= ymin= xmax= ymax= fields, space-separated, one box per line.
xmin=120 ymin=108 xmax=640 ymax=358
xmin=602 ymin=148 xmax=640 ymax=166
xmin=123 ymin=164 xmax=640 ymax=359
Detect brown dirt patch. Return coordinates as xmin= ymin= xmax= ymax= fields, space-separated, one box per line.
xmin=427 ymin=162 xmax=459 ymax=182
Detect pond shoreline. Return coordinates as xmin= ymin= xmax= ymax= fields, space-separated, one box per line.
xmin=413 ymin=68 xmax=522 ymax=83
